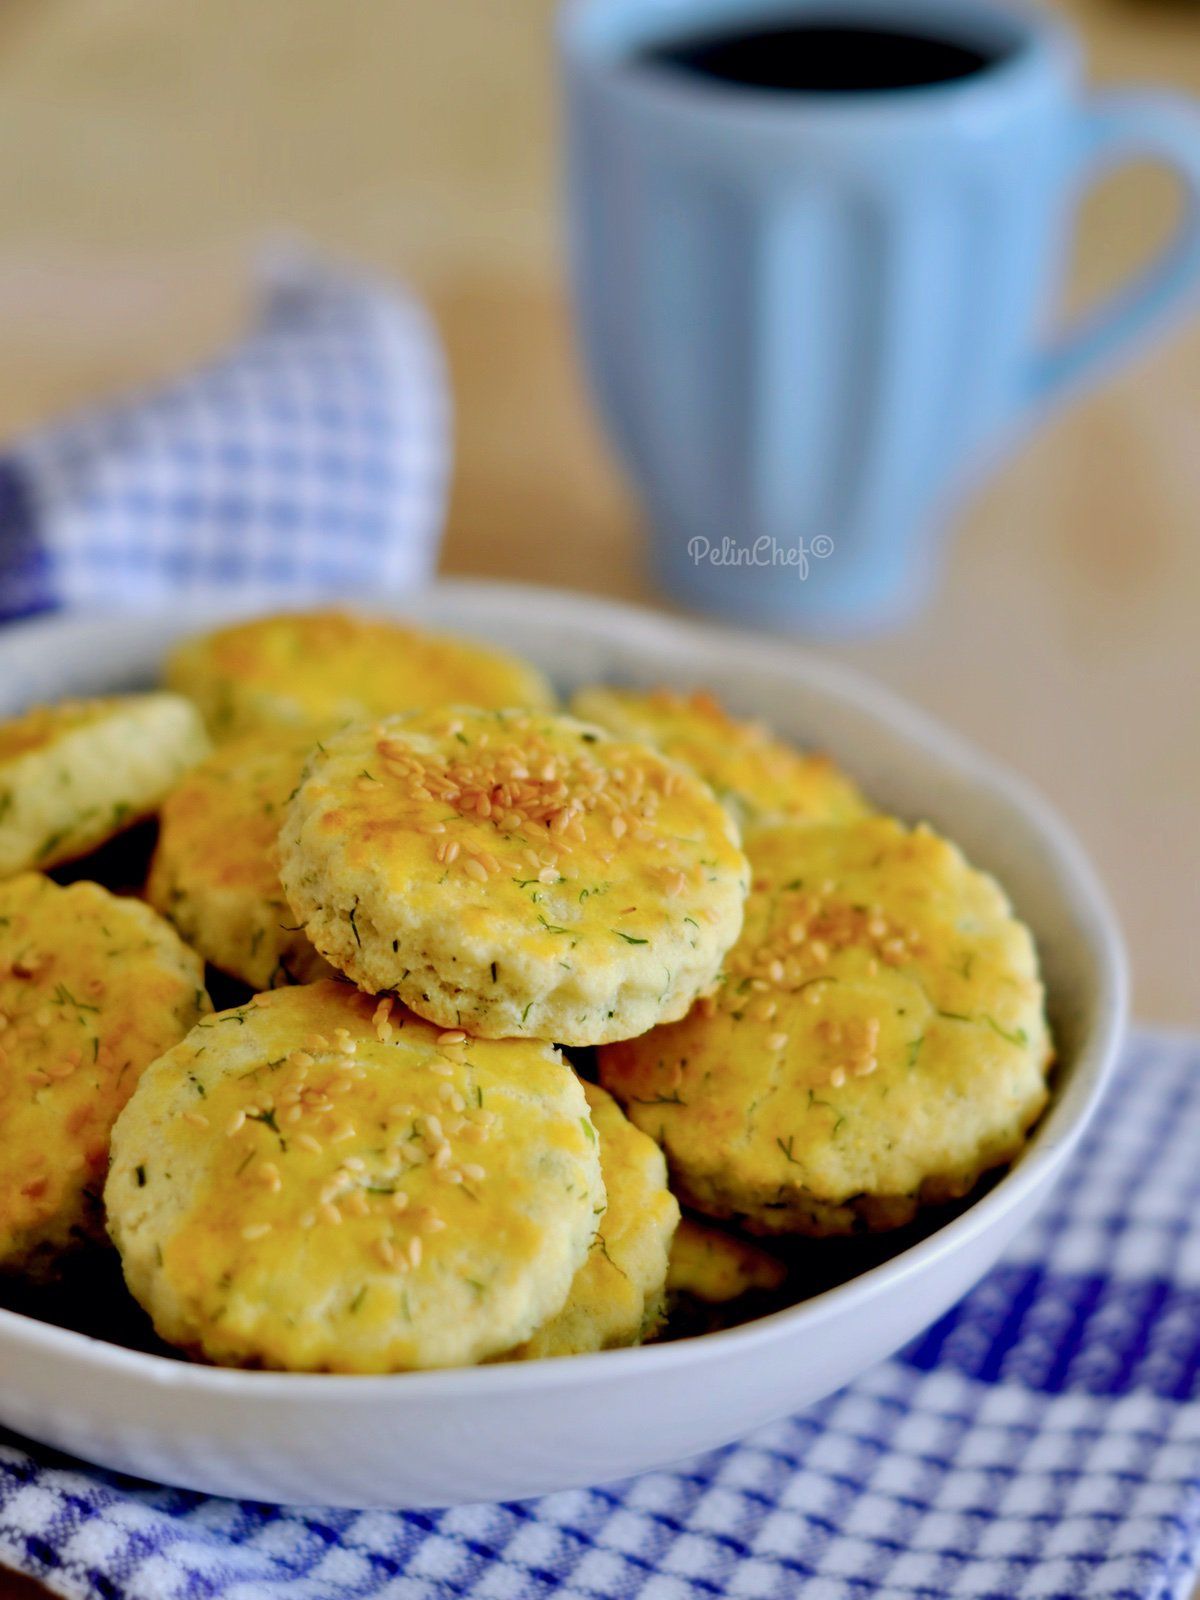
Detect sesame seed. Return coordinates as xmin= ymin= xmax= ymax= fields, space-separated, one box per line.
xmin=463 ymin=857 xmax=489 ymax=882
xmin=424 ymin=1114 xmax=444 ymax=1142
xmin=376 ymin=1237 xmax=396 ymax=1267
xmin=296 ymin=1133 xmax=323 ymax=1155
xmin=830 ymin=1067 xmax=846 ymax=1088
xmin=461 ymin=1163 xmax=486 ymax=1182
xmin=408 ymin=1237 xmax=423 ymax=1267
xmin=766 ymin=1032 xmax=789 ymax=1052
xmin=242 ymin=1223 xmax=272 ymax=1241
xmin=225 ymin=1110 xmax=246 ymax=1136
xmin=437 ymin=1029 xmax=466 ymax=1045
xmin=391 ymin=1190 xmax=409 ymax=1211
xmin=183 ymin=1111 xmax=210 ymax=1129
xmin=321 ymin=1202 xmax=343 ymax=1226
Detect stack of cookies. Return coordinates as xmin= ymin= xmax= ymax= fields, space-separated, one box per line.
xmin=0 ymin=610 xmax=1053 ymax=1373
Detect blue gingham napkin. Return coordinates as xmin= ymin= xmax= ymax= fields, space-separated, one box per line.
xmin=0 ymin=248 xmax=450 ymax=621
xmin=3 ymin=1026 xmax=1200 ymax=1600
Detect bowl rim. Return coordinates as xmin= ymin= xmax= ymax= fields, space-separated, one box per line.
xmin=0 ymin=579 xmax=1129 ymax=1399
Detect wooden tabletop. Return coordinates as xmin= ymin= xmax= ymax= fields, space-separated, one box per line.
xmin=0 ymin=0 xmax=1197 ymax=1591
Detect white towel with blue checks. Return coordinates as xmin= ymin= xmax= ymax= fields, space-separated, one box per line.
xmin=0 ymin=248 xmax=450 ymax=622
xmin=2 ymin=1027 xmax=1200 ymax=1600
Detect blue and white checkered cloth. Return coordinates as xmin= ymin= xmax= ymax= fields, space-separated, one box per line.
xmin=2 ymin=1027 xmax=1200 ymax=1600
xmin=0 ymin=248 xmax=450 ymax=622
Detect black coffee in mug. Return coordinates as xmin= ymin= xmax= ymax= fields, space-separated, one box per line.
xmin=634 ymin=18 xmax=1002 ymax=92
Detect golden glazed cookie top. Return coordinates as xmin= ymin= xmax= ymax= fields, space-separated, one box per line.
xmin=147 ymin=729 xmax=332 ymax=990
xmin=666 ymin=1218 xmax=786 ymax=1304
xmin=600 ymin=816 xmax=1052 ymax=1234
xmin=0 ymin=700 xmax=109 ymax=764
xmin=165 ymin=609 xmax=556 ymax=740
xmin=570 ymin=686 xmax=868 ymax=832
xmin=278 ymin=707 xmax=750 ymax=1042
xmin=0 ymin=873 xmax=209 ymax=1272
xmin=0 ymin=693 xmax=210 ymax=876
xmin=106 ymin=981 xmax=604 ymax=1372
xmin=513 ymin=1081 xmax=678 ymax=1359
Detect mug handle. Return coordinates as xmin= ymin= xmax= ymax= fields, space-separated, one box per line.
xmin=1026 ymin=90 xmax=1200 ymax=410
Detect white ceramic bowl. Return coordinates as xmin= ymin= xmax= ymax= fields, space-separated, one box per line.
xmin=0 ymin=582 xmax=1126 ymax=1509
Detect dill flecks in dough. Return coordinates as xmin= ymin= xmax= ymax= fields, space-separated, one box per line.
xmin=106 ymin=981 xmax=604 ymax=1372
xmin=0 ymin=873 xmax=209 ymax=1277
xmin=165 ymin=609 xmax=555 ymax=741
xmin=601 ymin=815 xmax=1053 ymax=1235
xmin=510 ymin=1082 xmax=678 ymax=1359
xmin=148 ymin=729 xmax=334 ymax=990
xmin=279 ymin=707 xmax=750 ymax=1045
xmin=572 ymin=685 xmax=868 ymax=834
xmin=0 ymin=694 xmax=209 ymax=878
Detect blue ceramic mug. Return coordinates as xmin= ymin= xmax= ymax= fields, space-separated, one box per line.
xmin=560 ymin=0 xmax=1200 ymax=632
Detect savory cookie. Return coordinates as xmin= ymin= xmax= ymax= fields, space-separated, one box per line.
xmin=278 ymin=707 xmax=750 ymax=1045
xmin=106 ymin=981 xmax=604 ymax=1372
xmin=165 ymin=609 xmax=555 ymax=741
xmin=0 ymin=694 xmax=209 ymax=878
xmin=666 ymin=1217 xmax=786 ymax=1305
xmin=0 ymin=874 xmax=209 ymax=1276
xmin=511 ymin=1082 xmax=678 ymax=1359
xmin=600 ymin=816 xmax=1053 ymax=1235
xmin=571 ymin=686 xmax=867 ymax=833
xmin=147 ymin=730 xmax=334 ymax=991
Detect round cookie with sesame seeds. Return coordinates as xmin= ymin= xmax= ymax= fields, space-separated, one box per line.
xmin=0 ymin=693 xmax=210 ymax=878
xmin=147 ymin=729 xmax=335 ymax=991
xmin=105 ymin=981 xmax=605 ymax=1372
xmin=164 ymin=609 xmax=556 ymax=742
xmin=508 ymin=1082 xmax=679 ymax=1360
xmin=600 ymin=815 xmax=1053 ymax=1236
xmin=277 ymin=707 xmax=750 ymax=1045
xmin=0 ymin=873 xmax=209 ymax=1277
xmin=571 ymin=685 xmax=869 ymax=834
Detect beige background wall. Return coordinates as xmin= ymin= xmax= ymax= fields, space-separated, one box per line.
xmin=0 ymin=0 xmax=1196 ymax=1034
